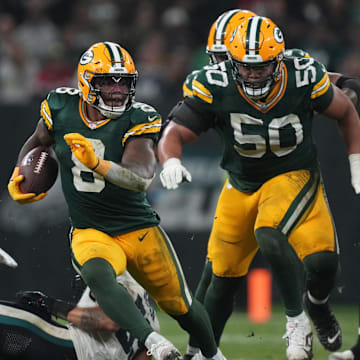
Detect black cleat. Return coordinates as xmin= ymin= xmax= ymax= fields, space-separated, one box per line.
xmin=303 ymin=292 xmax=342 ymax=351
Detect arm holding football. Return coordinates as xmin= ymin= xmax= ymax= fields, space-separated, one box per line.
xmin=64 ymin=133 xmax=156 ymax=192
xmin=8 ymin=120 xmax=53 ymax=204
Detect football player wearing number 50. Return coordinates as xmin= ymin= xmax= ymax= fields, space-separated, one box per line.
xmin=158 ymin=16 xmax=360 ymax=360
xmin=7 ymin=42 xmax=227 ymax=360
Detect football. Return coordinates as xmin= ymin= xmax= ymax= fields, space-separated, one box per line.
xmin=19 ymin=145 xmax=59 ymax=195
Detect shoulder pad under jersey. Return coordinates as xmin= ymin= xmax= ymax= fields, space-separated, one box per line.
xmin=40 ymin=87 xmax=80 ymax=131
xmin=122 ymin=101 xmax=162 ymax=146
xmin=189 ymin=62 xmax=230 ymax=105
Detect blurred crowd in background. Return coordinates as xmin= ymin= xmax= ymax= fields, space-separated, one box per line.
xmin=0 ymin=0 xmax=360 ymax=116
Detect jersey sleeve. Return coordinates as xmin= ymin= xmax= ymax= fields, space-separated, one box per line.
xmin=182 ymin=70 xmax=200 ymax=98
xmin=40 ymin=89 xmax=72 ymax=132
xmin=122 ymin=103 xmax=162 ymax=147
xmin=310 ymin=60 xmax=334 ymax=113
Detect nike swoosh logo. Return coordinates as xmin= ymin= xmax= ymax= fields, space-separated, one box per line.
xmin=328 ymin=330 xmax=341 ymax=344
xmin=148 ymin=115 xmax=159 ymax=122
xmin=138 ymin=231 xmax=149 ymax=242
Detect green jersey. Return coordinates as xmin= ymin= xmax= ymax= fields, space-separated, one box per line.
xmin=40 ymin=87 xmax=161 ymax=235
xmin=176 ymin=55 xmax=333 ymax=192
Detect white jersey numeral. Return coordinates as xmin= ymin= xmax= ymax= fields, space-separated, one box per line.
xmin=230 ymin=113 xmax=303 ymax=158
xmin=71 ymin=138 xmax=105 ymax=192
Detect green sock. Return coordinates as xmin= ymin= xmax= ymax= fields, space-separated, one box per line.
xmin=81 ymin=258 xmax=153 ymax=343
xmin=194 ymin=260 xmax=213 ymax=303
xmin=204 ymin=275 xmax=242 ymax=345
xmin=256 ymin=227 xmax=303 ymax=317
xmin=173 ymin=298 xmax=217 ymax=358
xmin=187 ymin=261 xmax=213 ymax=350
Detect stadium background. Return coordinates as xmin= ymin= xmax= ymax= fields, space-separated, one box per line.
xmin=0 ymin=0 xmax=360 ymax=310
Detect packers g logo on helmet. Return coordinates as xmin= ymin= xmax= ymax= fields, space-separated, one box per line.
xmin=206 ymin=9 xmax=257 ymax=64
xmin=77 ymin=42 xmax=138 ymax=119
xmin=227 ymin=16 xmax=285 ymax=100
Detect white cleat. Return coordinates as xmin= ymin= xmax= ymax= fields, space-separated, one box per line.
xmin=283 ymin=313 xmax=313 ymax=359
xmin=328 ymin=350 xmax=355 ymax=360
xmin=145 ymin=332 xmax=182 ymax=360
xmin=192 ymin=349 xmax=226 ymax=360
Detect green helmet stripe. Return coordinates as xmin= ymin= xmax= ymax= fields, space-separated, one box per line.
xmin=104 ymin=41 xmax=124 ymax=63
xmin=214 ymin=9 xmax=241 ymax=45
xmin=246 ymin=16 xmax=262 ymax=55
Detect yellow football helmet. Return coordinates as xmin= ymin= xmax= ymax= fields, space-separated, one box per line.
xmin=77 ymin=41 xmax=138 ymax=118
xmin=227 ymin=16 xmax=285 ymax=100
xmin=206 ymin=9 xmax=257 ymax=64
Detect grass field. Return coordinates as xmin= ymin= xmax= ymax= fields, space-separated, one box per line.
xmin=156 ymin=304 xmax=359 ymax=360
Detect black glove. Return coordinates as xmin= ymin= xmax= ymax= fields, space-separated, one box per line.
xmin=16 ymin=290 xmax=75 ymax=320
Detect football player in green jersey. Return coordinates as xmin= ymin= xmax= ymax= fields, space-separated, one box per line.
xmin=7 ymin=41 xmax=226 ymax=360
xmin=158 ymin=15 xmax=360 ymax=360
xmin=180 ymin=9 xmax=360 ymax=360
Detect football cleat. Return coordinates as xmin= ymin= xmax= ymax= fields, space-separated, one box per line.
xmin=191 ymin=349 xmax=226 ymax=360
xmin=146 ymin=341 xmax=182 ymax=360
xmin=328 ymin=350 xmax=356 ymax=360
xmin=145 ymin=332 xmax=182 ymax=360
xmin=283 ymin=312 xmax=313 ymax=360
xmin=303 ymin=292 xmax=342 ymax=351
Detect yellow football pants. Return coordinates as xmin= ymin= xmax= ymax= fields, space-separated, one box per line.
xmin=71 ymin=225 xmax=192 ymax=315
xmin=208 ymin=170 xmax=337 ymax=277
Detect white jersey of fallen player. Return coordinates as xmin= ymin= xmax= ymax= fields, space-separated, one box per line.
xmin=68 ymin=271 xmax=160 ymax=360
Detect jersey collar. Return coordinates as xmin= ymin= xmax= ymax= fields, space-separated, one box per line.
xmin=236 ymin=63 xmax=288 ymax=113
xmin=78 ymin=99 xmax=112 ymax=130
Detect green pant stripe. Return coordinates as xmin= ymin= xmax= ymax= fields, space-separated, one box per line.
xmin=69 ymin=227 xmax=82 ymax=273
xmin=157 ymin=226 xmax=192 ymax=308
xmin=321 ymin=181 xmax=339 ymax=254
xmin=0 ymin=305 xmax=73 ymax=348
xmin=279 ymin=171 xmax=320 ymax=236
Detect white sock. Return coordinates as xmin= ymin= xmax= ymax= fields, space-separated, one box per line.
xmin=186 ymin=345 xmax=200 ymax=356
xmin=203 ymin=349 xmax=223 ymax=360
xmin=145 ymin=331 xmax=167 ymax=349
xmin=286 ymin=311 xmax=307 ymax=322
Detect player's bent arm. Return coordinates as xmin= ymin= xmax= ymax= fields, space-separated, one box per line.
xmin=322 ymin=85 xmax=360 ymax=193
xmin=93 ymin=137 xmax=156 ymax=192
xmin=8 ymin=120 xmax=53 ymax=204
xmin=157 ymin=121 xmax=198 ymax=189
xmin=67 ymin=306 xmax=120 ymax=332
xmin=157 ymin=121 xmax=198 ymax=164
xmin=15 ymin=120 xmax=54 ymax=166
xmin=64 ymin=133 xmax=156 ymax=192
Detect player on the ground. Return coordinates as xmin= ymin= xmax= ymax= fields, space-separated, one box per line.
xmin=158 ymin=15 xmax=360 ymax=360
xmin=0 ymin=271 xmax=159 ymax=360
xmin=7 ymin=41 xmax=226 ymax=360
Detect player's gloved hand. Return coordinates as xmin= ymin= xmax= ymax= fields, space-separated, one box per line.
xmin=8 ymin=167 xmax=47 ymax=204
xmin=16 ymin=290 xmax=55 ymax=320
xmin=160 ymin=158 xmax=192 ymax=190
xmin=0 ymin=248 xmax=18 ymax=268
xmin=64 ymin=133 xmax=99 ymax=170
xmin=328 ymin=349 xmax=356 ymax=360
xmin=349 ymin=154 xmax=360 ymax=194
xmin=16 ymin=290 xmax=75 ymax=320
